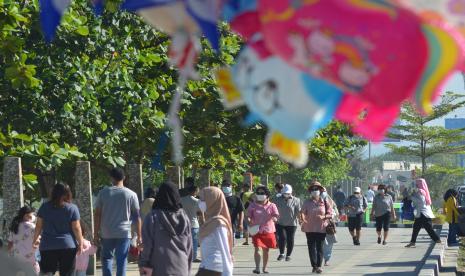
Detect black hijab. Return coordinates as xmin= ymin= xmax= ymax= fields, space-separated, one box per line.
xmin=152 ymin=182 xmax=182 ymax=212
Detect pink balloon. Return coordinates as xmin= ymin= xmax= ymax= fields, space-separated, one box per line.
xmin=336 ymin=95 xmax=399 ymax=142
xmin=258 ymin=0 xmax=429 ymax=108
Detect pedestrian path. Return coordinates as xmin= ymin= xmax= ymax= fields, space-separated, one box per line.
xmin=99 ymin=227 xmax=437 ymax=275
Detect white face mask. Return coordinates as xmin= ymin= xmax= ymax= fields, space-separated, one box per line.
xmin=198 ymin=201 xmax=207 ymax=213
xmin=321 ymin=192 xmax=328 ymax=199
xmin=378 ymin=189 xmax=385 ymax=194
xmin=311 ymin=190 xmax=320 ymax=198
xmin=222 ymin=186 xmax=232 ymax=195
xmin=283 ymin=193 xmax=291 ymax=199
xmin=256 ymin=194 xmax=267 ymax=202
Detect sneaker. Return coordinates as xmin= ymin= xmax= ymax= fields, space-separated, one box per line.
xmin=243 ymin=242 xmax=249 ymax=246
xmin=353 ymin=237 xmax=357 ymax=245
xmin=436 ymin=240 xmax=442 ymax=244
xmin=277 ymin=254 xmax=285 ymax=261
xmin=316 ymin=268 xmax=323 ymax=274
xmin=377 ymin=237 xmax=381 ymax=244
xmin=285 ymin=256 xmax=291 ymax=261
xmin=405 ymin=242 xmax=416 ymax=248
xmin=382 ymin=241 xmax=387 ymax=245
xmin=312 ymin=267 xmax=317 ymax=273
xmin=193 ymin=258 xmax=201 ymax=263
xmin=355 ymin=238 xmax=360 ymax=246
xmin=253 ymin=269 xmax=260 ymax=274
xmin=324 ymin=261 xmax=329 ymax=266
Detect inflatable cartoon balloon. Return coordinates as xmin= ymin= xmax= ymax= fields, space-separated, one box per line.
xmin=122 ymin=0 xmax=223 ymax=50
xmin=395 ymin=0 xmax=465 ymax=37
xmin=216 ymin=46 xmax=343 ymax=167
xmin=412 ymin=21 xmax=465 ymax=114
xmin=223 ymin=0 xmax=260 ymax=40
xmin=39 ymin=0 xmax=72 ymax=42
xmin=335 ymin=95 xmax=399 ymax=142
xmin=257 ymin=0 xmax=429 ymax=108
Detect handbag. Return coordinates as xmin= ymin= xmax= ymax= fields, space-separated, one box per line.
xmin=324 ymin=200 xmax=337 ymax=235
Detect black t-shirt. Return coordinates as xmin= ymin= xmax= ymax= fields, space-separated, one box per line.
xmin=225 ymin=195 xmax=244 ymax=225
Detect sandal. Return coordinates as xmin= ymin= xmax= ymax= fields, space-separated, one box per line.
xmin=263 ymin=269 xmax=269 ymax=274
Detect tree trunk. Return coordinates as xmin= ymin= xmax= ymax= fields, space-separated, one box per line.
xmin=36 ymin=169 xmax=56 ymax=199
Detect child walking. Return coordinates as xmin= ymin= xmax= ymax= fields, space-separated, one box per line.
xmin=74 ymin=225 xmax=97 ymax=276
xmin=8 ymin=206 xmax=40 ymax=274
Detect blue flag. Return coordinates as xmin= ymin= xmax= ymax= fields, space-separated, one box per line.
xmin=151 ymin=132 xmax=169 ymax=171
xmin=39 ymin=0 xmax=72 ymax=42
xmin=121 ymin=0 xmax=176 ymax=11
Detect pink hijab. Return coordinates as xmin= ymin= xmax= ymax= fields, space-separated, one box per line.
xmin=416 ymin=178 xmax=432 ymax=205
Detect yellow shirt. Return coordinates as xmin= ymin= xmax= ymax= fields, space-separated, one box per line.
xmin=443 ymin=197 xmax=458 ymax=223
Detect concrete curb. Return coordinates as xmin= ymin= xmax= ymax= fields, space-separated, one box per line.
xmin=417 ymin=225 xmax=448 ymax=276
xmin=336 ymin=222 xmax=442 ymax=229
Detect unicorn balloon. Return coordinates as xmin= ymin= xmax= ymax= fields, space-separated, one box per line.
xmin=216 ymin=46 xmax=342 ymax=167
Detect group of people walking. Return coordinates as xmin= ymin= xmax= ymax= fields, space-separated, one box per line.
xmin=4 ymin=166 xmax=457 ymax=276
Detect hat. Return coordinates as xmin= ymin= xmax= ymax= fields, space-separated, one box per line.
xmin=354 ymin=187 xmax=361 ymax=193
xmin=281 ymin=184 xmax=292 ymax=194
xmin=308 ymin=182 xmax=324 ymax=192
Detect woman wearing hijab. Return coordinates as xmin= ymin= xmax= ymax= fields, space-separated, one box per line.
xmin=196 ymin=187 xmax=233 ymax=276
xmin=301 ymin=182 xmax=333 ymax=274
xmin=139 ymin=182 xmax=193 ymax=276
xmin=405 ymin=178 xmax=441 ymax=248
xmin=248 ymin=186 xmax=279 ymax=274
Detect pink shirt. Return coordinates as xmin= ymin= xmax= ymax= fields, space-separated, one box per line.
xmin=247 ymin=202 xmax=279 ymax=234
xmin=301 ymin=198 xmax=333 ymax=233
xmin=75 ymin=239 xmax=97 ymax=271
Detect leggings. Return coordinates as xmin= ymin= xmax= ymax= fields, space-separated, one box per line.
xmin=276 ymin=225 xmax=297 ymax=256
xmin=410 ymin=214 xmax=440 ymax=243
xmin=306 ymin=232 xmax=326 ymax=269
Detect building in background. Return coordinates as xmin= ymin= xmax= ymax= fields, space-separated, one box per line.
xmin=445 ymin=118 xmax=465 ymax=167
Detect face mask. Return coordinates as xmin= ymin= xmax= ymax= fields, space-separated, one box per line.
xmin=256 ymin=194 xmax=267 ymax=201
xmin=283 ymin=193 xmax=291 ymax=199
xmin=321 ymin=192 xmax=328 ymax=199
xmin=30 ymin=214 xmax=36 ymax=223
xmin=222 ymin=186 xmax=232 ymax=194
xmin=378 ymin=189 xmax=385 ymax=194
xmin=198 ymin=201 xmax=207 ymax=213
xmin=311 ymin=190 xmax=320 ymax=198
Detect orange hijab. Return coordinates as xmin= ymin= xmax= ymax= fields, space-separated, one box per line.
xmin=198 ymin=187 xmax=233 ymax=254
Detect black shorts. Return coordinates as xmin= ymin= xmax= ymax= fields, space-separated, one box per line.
xmin=348 ymin=213 xmax=363 ymax=231
xmin=375 ymin=212 xmax=391 ymax=232
xmin=40 ymin=248 xmax=77 ymax=275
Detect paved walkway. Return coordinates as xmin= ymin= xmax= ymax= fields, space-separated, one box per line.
xmin=98 ymin=227 xmax=437 ymax=275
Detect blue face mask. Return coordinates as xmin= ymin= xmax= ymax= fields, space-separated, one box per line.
xmin=222 ymin=186 xmax=232 ymax=194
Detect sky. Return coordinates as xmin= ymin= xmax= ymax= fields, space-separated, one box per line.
xmin=365 ymin=72 xmax=465 ymax=157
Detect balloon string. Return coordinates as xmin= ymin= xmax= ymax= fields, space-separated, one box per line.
xmin=168 ymin=74 xmax=187 ymax=164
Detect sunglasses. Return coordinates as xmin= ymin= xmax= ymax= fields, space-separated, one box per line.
xmin=256 ymin=192 xmax=266 ymax=195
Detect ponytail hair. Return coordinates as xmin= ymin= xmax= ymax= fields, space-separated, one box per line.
xmin=9 ymin=206 xmax=35 ymax=234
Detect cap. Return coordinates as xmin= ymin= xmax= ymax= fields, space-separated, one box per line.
xmin=354 ymin=187 xmax=361 ymax=193
xmin=281 ymin=184 xmax=292 ymax=194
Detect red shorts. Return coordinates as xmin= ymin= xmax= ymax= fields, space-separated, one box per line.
xmin=252 ymin=232 xmax=277 ymax=249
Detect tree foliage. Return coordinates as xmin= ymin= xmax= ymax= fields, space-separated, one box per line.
xmin=387 ymin=92 xmax=465 ymax=175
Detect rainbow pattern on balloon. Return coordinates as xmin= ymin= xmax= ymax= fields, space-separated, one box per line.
xmin=414 ymin=22 xmax=464 ymax=114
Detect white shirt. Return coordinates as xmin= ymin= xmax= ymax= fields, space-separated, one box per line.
xmin=199 ymin=226 xmax=233 ymax=276
xmin=412 ymin=194 xmax=435 ymax=219
xmin=365 ymin=190 xmax=375 ymax=202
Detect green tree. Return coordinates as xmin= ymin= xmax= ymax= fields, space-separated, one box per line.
xmin=387 ymin=92 xmax=465 ymax=175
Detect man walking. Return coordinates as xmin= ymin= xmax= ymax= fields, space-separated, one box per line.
xmin=180 ymin=185 xmax=204 ymax=262
xmin=222 ymin=180 xmax=244 ymax=238
xmin=94 ymin=168 xmax=141 ymax=276
xmin=365 ymin=186 xmax=375 ymax=203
